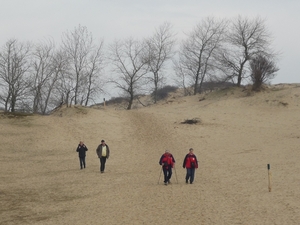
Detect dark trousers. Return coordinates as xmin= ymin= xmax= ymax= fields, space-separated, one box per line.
xmin=100 ymin=157 xmax=107 ymax=172
xmin=186 ymin=168 xmax=195 ymax=183
xmin=79 ymin=157 xmax=86 ymax=169
xmin=163 ymin=167 xmax=172 ymax=183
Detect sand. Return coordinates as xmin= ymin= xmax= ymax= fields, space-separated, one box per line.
xmin=0 ymin=84 xmax=300 ymax=225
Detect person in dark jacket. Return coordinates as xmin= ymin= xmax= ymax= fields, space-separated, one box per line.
xmin=183 ymin=148 xmax=198 ymax=184
xmin=159 ymin=150 xmax=176 ymax=185
xmin=76 ymin=141 xmax=88 ymax=169
xmin=96 ymin=140 xmax=110 ymax=173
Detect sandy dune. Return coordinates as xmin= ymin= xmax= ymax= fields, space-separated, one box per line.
xmin=1 ymin=84 xmax=300 ymax=225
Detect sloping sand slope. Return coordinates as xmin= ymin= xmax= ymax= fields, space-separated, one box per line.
xmin=1 ymin=84 xmax=300 ymax=225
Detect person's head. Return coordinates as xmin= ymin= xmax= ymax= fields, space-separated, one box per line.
xmin=189 ymin=148 xmax=194 ymax=154
xmin=165 ymin=150 xmax=170 ymax=155
xmin=79 ymin=141 xmax=83 ymax=146
xmin=101 ymin=140 xmax=105 ymax=145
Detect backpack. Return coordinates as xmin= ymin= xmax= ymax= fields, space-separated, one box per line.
xmin=162 ymin=154 xmax=173 ymax=167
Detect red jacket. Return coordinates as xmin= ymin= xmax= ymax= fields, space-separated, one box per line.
xmin=183 ymin=153 xmax=198 ymax=169
xmin=159 ymin=153 xmax=175 ymax=169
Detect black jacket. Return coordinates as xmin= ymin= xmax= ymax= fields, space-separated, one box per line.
xmin=77 ymin=144 xmax=88 ymax=157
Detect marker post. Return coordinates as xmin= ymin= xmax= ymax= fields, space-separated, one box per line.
xmin=267 ymin=164 xmax=272 ymax=192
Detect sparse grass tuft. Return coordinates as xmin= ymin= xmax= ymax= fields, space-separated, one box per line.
xmin=181 ymin=118 xmax=201 ymax=124
xmin=0 ymin=111 xmax=34 ymax=119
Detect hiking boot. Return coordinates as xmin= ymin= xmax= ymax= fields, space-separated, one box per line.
xmin=168 ymin=180 xmax=171 ymax=184
xmin=164 ymin=182 xmax=168 ymax=186
xmin=186 ymin=180 xmax=188 ymax=184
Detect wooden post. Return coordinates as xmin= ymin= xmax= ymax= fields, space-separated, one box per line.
xmin=267 ymin=164 xmax=272 ymax=192
xmin=103 ymin=98 xmax=106 ymax=108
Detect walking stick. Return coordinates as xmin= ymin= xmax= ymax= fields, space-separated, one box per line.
xmin=174 ymin=166 xmax=178 ymax=184
xmin=157 ymin=166 xmax=162 ymax=184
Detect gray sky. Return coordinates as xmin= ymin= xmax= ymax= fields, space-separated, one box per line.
xmin=1 ymin=0 xmax=299 ymax=85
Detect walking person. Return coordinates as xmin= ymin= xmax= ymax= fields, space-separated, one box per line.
xmin=183 ymin=148 xmax=198 ymax=184
xmin=159 ymin=150 xmax=175 ymax=185
xmin=96 ymin=140 xmax=110 ymax=173
xmin=76 ymin=141 xmax=88 ymax=169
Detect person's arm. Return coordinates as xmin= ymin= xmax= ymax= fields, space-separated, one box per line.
xmin=106 ymin=145 xmax=110 ymax=159
xmin=170 ymin=155 xmax=175 ymax=168
xmin=96 ymin=145 xmax=100 ymax=158
xmin=76 ymin=145 xmax=80 ymax=152
xmin=159 ymin=155 xmax=163 ymax=165
xmin=85 ymin=145 xmax=88 ymax=151
xmin=183 ymin=155 xmax=187 ymax=168
xmin=171 ymin=155 xmax=175 ymax=163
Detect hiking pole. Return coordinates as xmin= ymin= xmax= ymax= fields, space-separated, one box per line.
xmin=174 ymin=166 xmax=178 ymax=184
xmin=157 ymin=166 xmax=163 ymax=184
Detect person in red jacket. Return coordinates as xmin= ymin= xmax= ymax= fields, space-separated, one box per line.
xmin=159 ymin=150 xmax=176 ymax=185
xmin=183 ymin=148 xmax=198 ymax=184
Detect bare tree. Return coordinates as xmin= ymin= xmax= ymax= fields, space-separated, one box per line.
xmin=250 ymin=54 xmax=279 ymax=91
xmin=173 ymin=61 xmax=192 ymax=96
xmin=30 ymin=39 xmax=56 ymax=113
xmin=61 ymin=24 xmax=105 ymax=106
xmin=84 ymin=41 xmax=105 ymax=106
xmin=145 ymin=22 xmax=176 ymax=103
xmin=174 ymin=17 xmax=227 ymax=95
xmin=57 ymin=72 xmax=75 ymax=107
xmin=109 ymin=38 xmax=148 ymax=110
xmin=219 ymin=16 xmax=275 ymax=86
xmin=41 ymin=50 xmax=70 ymax=113
xmin=0 ymin=39 xmax=31 ymax=112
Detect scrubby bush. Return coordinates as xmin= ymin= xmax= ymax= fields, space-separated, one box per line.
xmin=250 ymin=55 xmax=279 ymax=91
xmin=105 ymin=97 xmax=128 ymax=105
xmin=151 ymin=85 xmax=178 ymax=101
xmin=181 ymin=118 xmax=201 ymax=124
xmin=198 ymin=81 xmax=235 ymax=93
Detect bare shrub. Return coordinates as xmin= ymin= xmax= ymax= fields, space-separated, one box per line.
xmin=0 ymin=111 xmax=33 ymax=119
xmin=151 ymin=85 xmax=178 ymax=101
xmin=105 ymin=97 xmax=128 ymax=105
xmin=250 ymin=55 xmax=279 ymax=91
xmin=181 ymin=118 xmax=201 ymax=124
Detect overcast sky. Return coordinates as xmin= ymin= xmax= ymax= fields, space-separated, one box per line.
xmin=1 ymin=0 xmax=299 ymax=86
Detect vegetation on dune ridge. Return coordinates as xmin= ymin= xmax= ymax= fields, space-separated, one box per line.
xmin=80 ymin=84 xmax=300 ymax=111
